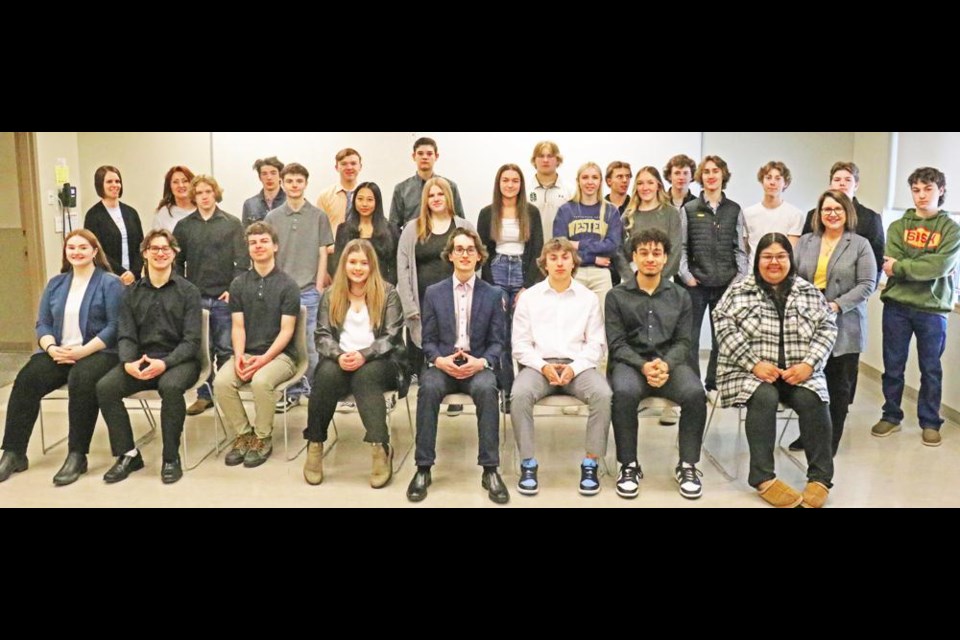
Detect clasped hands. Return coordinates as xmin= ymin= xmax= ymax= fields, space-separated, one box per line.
xmin=752 ymin=361 xmax=813 ymax=385
xmin=642 ymin=358 xmax=670 ymax=388
xmin=436 ymin=349 xmax=485 ymax=380
xmin=541 ymin=362 xmax=575 ymax=387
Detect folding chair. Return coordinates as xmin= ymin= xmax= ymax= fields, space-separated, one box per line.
xmin=702 ymin=397 xmax=798 ymax=482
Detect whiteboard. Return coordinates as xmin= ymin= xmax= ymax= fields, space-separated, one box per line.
xmin=212 ymin=132 xmax=702 ymax=224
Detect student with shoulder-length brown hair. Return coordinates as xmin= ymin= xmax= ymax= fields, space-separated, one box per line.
xmin=83 ymin=165 xmax=144 ymax=285
xmin=152 ymin=165 xmax=196 ymax=232
xmin=0 ymin=229 xmax=125 ymax=486
xmin=305 ymin=239 xmax=409 ymax=489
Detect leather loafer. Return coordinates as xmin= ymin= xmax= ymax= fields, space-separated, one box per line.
xmin=0 ymin=450 xmax=28 ymax=483
xmin=161 ymin=458 xmax=183 ymax=485
xmin=482 ymin=470 xmax=510 ymax=505
xmin=53 ymin=452 xmax=88 ymax=487
xmin=406 ymin=469 xmax=432 ymax=502
xmin=103 ymin=452 xmax=145 ymax=484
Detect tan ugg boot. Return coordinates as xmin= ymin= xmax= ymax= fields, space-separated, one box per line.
xmin=757 ymin=478 xmax=803 ymax=508
xmin=370 ymin=444 xmax=393 ymax=489
xmin=800 ymin=481 xmax=830 ymax=508
xmin=303 ymin=442 xmax=324 ymax=485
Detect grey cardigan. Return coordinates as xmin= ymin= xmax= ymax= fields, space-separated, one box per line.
xmin=396 ymin=217 xmax=475 ymax=347
xmin=795 ymin=231 xmax=877 ymax=357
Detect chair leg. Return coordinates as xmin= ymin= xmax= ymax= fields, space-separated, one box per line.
xmin=282 ymin=389 xmax=308 ymax=462
xmin=39 ymin=397 xmax=68 ymax=455
xmin=700 ymin=401 xmax=741 ymax=482
xmin=391 ymin=395 xmax=415 ymax=474
xmin=776 ymin=411 xmax=806 ymax=472
xmin=135 ymin=400 xmax=159 ymax=448
xmin=181 ymin=385 xmax=222 ymax=472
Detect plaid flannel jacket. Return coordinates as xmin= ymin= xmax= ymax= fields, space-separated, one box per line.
xmin=713 ymin=275 xmax=838 ymax=407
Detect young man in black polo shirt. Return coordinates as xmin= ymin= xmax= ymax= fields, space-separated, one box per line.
xmin=96 ymin=229 xmax=202 ymax=484
xmin=606 ymin=228 xmax=707 ymax=500
xmin=214 ymin=222 xmax=302 ymax=468
xmin=174 ymin=175 xmax=249 ymax=416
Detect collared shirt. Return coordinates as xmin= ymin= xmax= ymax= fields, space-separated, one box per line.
xmin=242 ymin=188 xmax=288 ymax=228
xmin=453 ymin=274 xmax=476 ymax=351
xmin=605 ymin=277 xmax=692 ymax=372
xmin=118 ymin=272 xmax=202 ymax=367
xmin=316 ymin=183 xmax=354 ymax=233
xmin=512 ymin=278 xmax=606 ymax=376
xmin=264 ymin=201 xmax=335 ymax=291
xmin=173 ymin=208 xmax=250 ymax=298
xmin=389 ymin=174 xmax=465 ymax=227
xmin=229 ymin=266 xmax=302 ymax=358
xmin=529 ymin=175 xmax=572 ymax=242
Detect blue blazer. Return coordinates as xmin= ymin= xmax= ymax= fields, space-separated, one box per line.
xmin=421 ymin=276 xmax=505 ymax=370
xmin=36 ymin=268 xmax=125 ymax=353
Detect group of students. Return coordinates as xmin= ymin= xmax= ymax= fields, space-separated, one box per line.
xmin=0 ymin=137 xmax=957 ymax=509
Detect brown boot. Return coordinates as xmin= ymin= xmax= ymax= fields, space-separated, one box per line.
xmin=186 ymin=398 xmax=213 ymax=416
xmin=303 ymin=442 xmax=324 ymax=485
xmin=801 ymin=481 xmax=830 ymax=508
xmin=757 ymin=478 xmax=803 ymax=508
xmin=370 ymin=444 xmax=393 ymax=489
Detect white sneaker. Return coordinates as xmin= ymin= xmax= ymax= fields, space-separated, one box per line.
xmin=659 ymin=406 xmax=680 ymax=426
xmin=675 ymin=463 xmax=703 ymax=500
xmin=336 ymin=401 xmax=357 ymax=414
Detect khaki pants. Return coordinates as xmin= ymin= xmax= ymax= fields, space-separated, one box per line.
xmin=214 ymin=354 xmax=297 ymax=439
xmin=575 ymin=266 xmax=612 ymax=318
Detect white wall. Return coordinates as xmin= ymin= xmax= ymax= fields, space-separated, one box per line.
xmin=35 ymin=132 xmax=81 ymax=280
xmin=702 ymin=131 xmax=856 ymax=212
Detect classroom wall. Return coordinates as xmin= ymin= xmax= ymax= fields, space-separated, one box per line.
xmin=35 ymin=132 xmax=81 ymax=280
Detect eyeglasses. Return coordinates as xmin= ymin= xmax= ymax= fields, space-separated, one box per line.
xmin=821 ymin=207 xmax=845 ymax=215
xmin=147 ymin=246 xmax=173 ymax=255
xmin=759 ymin=254 xmax=790 ymax=263
xmin=452 ymin=247 xmax=478 ymax=256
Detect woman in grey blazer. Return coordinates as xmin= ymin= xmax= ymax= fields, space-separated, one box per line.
xmin=795 ymin=190 xmax=877 ymax=455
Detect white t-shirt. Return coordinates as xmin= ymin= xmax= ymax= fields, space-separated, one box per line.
xmin=497 ymin=218 xmax=524 ymax=256
xmin=60 ymin=275 xmax=91 ymax=348
xmin=743 ymin=201 xmax=805 ymax=260
xmin=339 ymin=305 xmax=375 ymax=352
xmin=153 ymin=205 xmax=194 ymax=232
xmin=106 ymin=204 xmax=130 ymax=270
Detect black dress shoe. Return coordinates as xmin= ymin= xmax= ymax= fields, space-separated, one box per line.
xmin=406 ymin=469 xmax=432 ymax=502
xmin=482 ymin=470 xmax=510 ymax=504
xmin=53 ymin=452 xmax=88 ymax=487
xmin=103 ymin=452 xmax=145 ymax=484
xmin=0 ymin=451 xmax=28 ymax=483
xmin=161 ymin=458 xmax=183 ymax=485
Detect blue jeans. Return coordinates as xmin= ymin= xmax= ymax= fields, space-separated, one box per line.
xmin=881 ymin=301 xmax=947 ymax=429
xmin=490 ymin=254 xmax=524 ymax=397
xmin=288 ymin=287 xmax=321 ymax=400
xmin=197 ymin=297 xmax=232 ymax=401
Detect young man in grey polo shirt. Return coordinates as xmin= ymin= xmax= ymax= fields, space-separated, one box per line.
xmin=264 ymin=163 xmax=334 ymax=410
xmin=389 ymin=137 xmax=465 ymax=228
xmin=214 ymin=222 xmax=302 ymax=468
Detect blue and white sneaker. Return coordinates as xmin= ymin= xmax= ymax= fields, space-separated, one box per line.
xmin=518 ymin=458 xmax=539 ymax=496
xmin=579 ymin=458 xmax=600 ymax=496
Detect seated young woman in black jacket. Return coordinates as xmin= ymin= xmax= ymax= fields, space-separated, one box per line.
xmin=304 ymin=239 xmax=408 ymax=489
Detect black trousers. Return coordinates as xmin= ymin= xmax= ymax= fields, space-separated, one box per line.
xmin=745 ymin=381 xmax=833 ymax=489
xmin=796 ymin=353 xmax=860 ymax=456
xmin=2 ymin=351 xmax=118 ymax=455
xmin=415 ymin=367 xmax=500 ymax=468
xmin=610 ymin=362 xmax=706 ymax=466
xmin=687 ymin=284 xmax=728 ymax=390
xmin=96 ymin=361 xmax=199 ymax=463
xmin=305 ymin=358 xmax=397 ymax=444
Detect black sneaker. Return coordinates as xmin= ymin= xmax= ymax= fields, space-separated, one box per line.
xmin=675 ymin=464 xmax=703 ymax=500
xmin=517 ymin=460 xmax=539 ymax=496
xmin=615 ymin=462 xmax=643 ymax=499
xmin=446 ymin=404 xmax=464 ymax=417
xmin=787 ymin=437 xmax=804 ymax=452
xmin=579 ymin=459 xmax=601 ymax=496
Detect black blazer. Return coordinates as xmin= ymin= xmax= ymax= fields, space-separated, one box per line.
xmin=476 ymin=204 xmax=544 ymax=289
xmin=84 ymin=201 xmax=144 ymax=279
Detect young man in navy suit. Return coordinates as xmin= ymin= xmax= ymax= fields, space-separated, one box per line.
xmin=407 ymin=229 xmax=509 ymax=504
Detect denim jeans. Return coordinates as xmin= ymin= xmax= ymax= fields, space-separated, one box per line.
xmin=287 ymin=287 xmax=321 ymax=400
xmin=197 ymin=296 xmax=232 ymax=401
xmin=490 ymin=254 xmax=524 ymax=397
xmin=881 ymin=301 xmax=947 ymax=429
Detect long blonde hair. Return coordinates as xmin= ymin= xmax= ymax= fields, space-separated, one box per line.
xmin=328 ymin=239 xmax=386 ymax=331
xmin=416 ymin=177 xmax=456 ymax=243
xmin=571 ymin=162 xmax=612 ymax=220
xmin=624 ymin=166 xmax=670 ymax=227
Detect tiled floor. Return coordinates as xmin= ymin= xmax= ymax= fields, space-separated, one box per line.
xmin=0 ymin=370 xmax=957 ymax=508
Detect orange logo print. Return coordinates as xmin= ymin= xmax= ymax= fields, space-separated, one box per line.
xmin=904 ymin=227 xmax=942 ymax=249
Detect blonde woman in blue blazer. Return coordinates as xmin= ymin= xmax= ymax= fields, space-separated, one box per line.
xmin=0 ymin=230 xmax=124 ymax=486
xmin=794 ymin=190 xmax=877 ymax=455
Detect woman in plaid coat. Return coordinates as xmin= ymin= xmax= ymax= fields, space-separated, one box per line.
xmin=713 ymin=233 xmax=838 ymax=508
